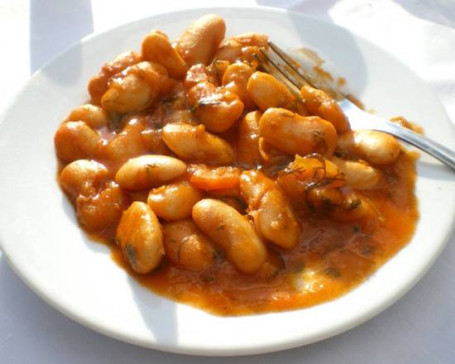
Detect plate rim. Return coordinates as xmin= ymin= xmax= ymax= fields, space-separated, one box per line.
xmin=1 ymin=5 xmax=455 ymax=356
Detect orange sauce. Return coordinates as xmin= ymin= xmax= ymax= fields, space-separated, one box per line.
xmin=109 ymin=152 xmax=417 ymax=316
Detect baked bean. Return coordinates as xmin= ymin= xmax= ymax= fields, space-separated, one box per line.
xmin=116 ymin=201 xmax=164 ymax=273
xmin=300 ymin=85 xmax=349 ymax=133
xmin=338 ymin=130 xmax=401 ymax=165
xmin=147 ymin=181 xmax=203 ymax=220
xmin=192 ymin=199 xmax=266 ymax=273
xmin=162 ymin=123 xmax=235 ymax=164
xmin=229 ymin=32 xmax=269 ymax=47
xmin=280 ymin=155 xmax=345 ymax=188
xmin=189 ymin=164 xmax=240 ymax=192
xmin=332 ymin=192 xmax=378 ymax=222
xmin=259 ymin=108 xmax=338 ymax=156
xmin=141 ymin=30 xmax=188 ymax=79
xmin=256 ymin=188 xmax=300 ymax=249
xmin=59 ymin=159 xmax=109 ymax=200
xmin=163 ymin=220 xmax=215 ymax=271
xmin=102 ymin=119 xmax=148 ymax=165
xmin=54 ymin=121 xmax=100 ymax=162
xmin=236 ymin=111 xmax=262 ymax=167
xmin=184 ymin=60 xmax=230 ymax=88
xmin=66 ymin=104 xmax=109 ymax=129
xmin=331 ymin=156 xmax=381 ymax=189
xmin=206 ymin=60 xmax=231 ymax=85
xmin=277 ymin=154 xmax=346 ymax=203
xmin=176 ymin=14 xmax=226 ymax=65
xmin=88 ymin=51 xmax=142 ymax=104
xmin=76 ymin=181 xmax=127 ymax=232
xmin=240 ymin=171 xmax=300 ymax=249
xmin=306 ymin=187 xmax=344 ymax=211
xmin=215 ymin=33 xmax=268 ymax=62
xmin=214 ymin=47 xmax=240 ymax=61
xmin=101 ymin=61 xmax=168 ymax=114
xmin=115 ymin=155 xmax=187 ymax=191
xmin=187 ymin=81 xmax=244 ymax=132
xmin=184 ymin=64 xmax=211 ymax=88
xmin=101 ymin=74 xmax=151 ymax=114
xmin=222 ymin=62 xmax=255 ymax=110
xmin=247 ymin=72 xmax=296 ymax=111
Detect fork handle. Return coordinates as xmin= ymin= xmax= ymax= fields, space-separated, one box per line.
xmin=375 ymin=120 xmax=455 ymax=171
xmin=340 ymin=99 xmax=455 ymax=171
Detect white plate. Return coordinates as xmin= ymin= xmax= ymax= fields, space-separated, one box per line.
xmin=1 ymin=6 xmax=455 ymax=356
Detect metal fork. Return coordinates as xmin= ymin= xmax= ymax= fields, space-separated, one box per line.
xmin=257 ymin=41 xmax=455 ymax=171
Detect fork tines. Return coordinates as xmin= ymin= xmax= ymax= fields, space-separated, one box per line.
xmin=256 ymin=41 xmax=310 ymax=97
xmin=257 ymin=41 xmax=345 ymax=101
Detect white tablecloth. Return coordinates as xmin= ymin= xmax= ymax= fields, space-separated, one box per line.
xmin=1 ymin=0 xmax=454 ymax=362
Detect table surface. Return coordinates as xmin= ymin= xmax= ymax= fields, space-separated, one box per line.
xmin=1 ymin=0 xmax=455 ymax=363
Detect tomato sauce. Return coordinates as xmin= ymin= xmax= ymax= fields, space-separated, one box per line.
xmin=109 ymin=152 xmax=417 ymax=316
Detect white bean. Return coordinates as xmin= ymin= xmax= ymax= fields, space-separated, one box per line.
xmin=240 ymin=170 xmax=300 ymax=249
xmin=116 ymin=201 xmax=164 ymax=274
xmin=338 ymin=130 xmax=401 ymax=165
xmin=176 ymin=14 xmax=226 ymax=65
xmin=115 ymin=155 xmax=187 ymax=191
xmin=147 ymin=181 xmax=203 ymax=221
xmin=54 ymin=121 xmax=100 ymax=162
xmin=192 ymin=199 xmax=266 ymax=273
xmin=59 ymin=159 xmax=108 ymax=200
xmin=331 ymin=156 xmax=382 ymax=189
xmin=162 ymin=123 xmax=235 ymax=164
